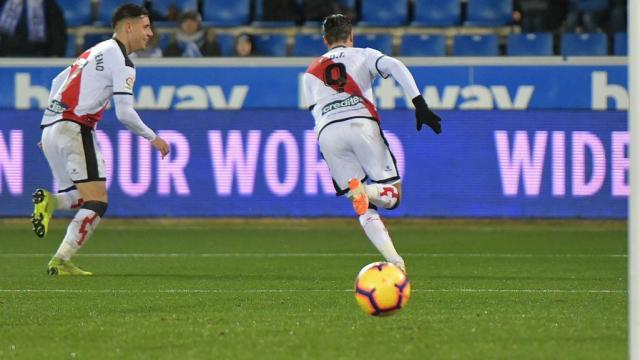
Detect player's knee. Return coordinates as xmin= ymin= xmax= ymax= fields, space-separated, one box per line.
xmin=77 ymin=183 xmax=108 ymax=203
xmin=82 ymin=200 xmax=108 ymax=217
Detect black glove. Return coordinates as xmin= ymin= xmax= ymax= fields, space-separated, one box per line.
xmin=412 ymin=95 xmax=442 ymax=134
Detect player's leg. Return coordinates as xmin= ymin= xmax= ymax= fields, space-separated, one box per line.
xmin=350 ymin=179 xmax=401 ymax=211
xmin=33 ymin=125 xmax=81 ymax=237
xmin=351 ymin=121 xmax=402 ymax=210
xmin=350 ymin=119 xmax=405 ymax=272
xmin=48 ymin=181 xmax=107 ymax=275
xmin=46 ymin=123 xmax=108 ymax=275
xmin=53 ymin=186 xmax=84 ymax=210
xmin=32 ymin=184 xmax=84 ymax=237
xmin=358 ymin=206 xmax=404 ymax=272
xmin=318 ymin=121 xmax=367 ymax=209
xmin=319 ymin=120 xmax=405 ymax=272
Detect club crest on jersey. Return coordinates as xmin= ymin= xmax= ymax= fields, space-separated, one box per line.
xmin=321 ymin=95 xmax=362 ymax=115
xmin=45 ymin=99 xmax=68 ymax=114
xmin=125 ymin=76 xmax=135 ymax=91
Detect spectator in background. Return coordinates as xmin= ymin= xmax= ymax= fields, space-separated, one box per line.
xmin=303 ymin=0 xmax=342 ymax=22
xmin=262 ymin=0 xmax=301 ymax=23
xmin=609 ymin=0 xmax=626 ymax=33
xmin=0 ymin=0 xmax=67 ymax=57
xmin=234 ymin=33 xmax=256 ymax=57
xmin=513 ymin=0 xmax=567 ymax=32
xmin=563 ymin=0 xmax=609 ymax=32
xmin=149 ymin=2 xmax=178 ymax=22
xmin=164 ymin=10 xmax=219 ymax=57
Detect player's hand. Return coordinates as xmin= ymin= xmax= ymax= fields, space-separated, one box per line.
xmin=412 ymin=95 xmax=442 ymax=134
xmin=151 ymin=136 xmax=170 ymax=159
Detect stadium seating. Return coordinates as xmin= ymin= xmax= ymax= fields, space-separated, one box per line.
xmin=152 ymin=0 xmax=198 ymax=19
xmin=359 ymin=0 xmax=408 ymax=27
xmin=96 ymin=0 xmax=144 ymax=25
xmin=293 ymin=34 xmax=326 ymax=56
xmin=59 ymin=0 xmax=92 ymax=27
xmin=572 ymin=0 xmax=608 ymax=11
xmin=216 ymin=33 xmax=237 ymax=56
xmin=202 ymin=0 xmax=250 ymax=27
xmin=506 ymin=33 xmax=553 ymax=56
xmin=354 ymin=34 xmax=393 ymax=54
xmin=614 ymin=32 xmax=627 ymax=56
xmin=157 ymin=32 xmax=172 ymax=51
xmin=252 ymin=0 xmax=297 ymax=27
xmin=400 ymin=34 xmax=446 ymax=56
xmin=301 ymin=21 xmax=322 ymax=29
xmin=338 ymin=0 xmax=356 ymax=8
xmin=83 ymin=32 xmax=113 ymax=49
xmin=452 ymin=34 xmax=499 ymax=56
xmin=253 ymin=34 xmax=288 ymax=56
xmin=561 ymin=33 xmax=607 ymax=56
xmin=65 ymin=34 xmax=77 ymax=57
xmin=466 ymin=0 xmax=513 ymax=26
xmin=411 ymin=0 xmax=460 ymax=27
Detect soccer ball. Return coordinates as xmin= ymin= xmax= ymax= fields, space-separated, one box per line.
xmin=354 ymin=262 xmax=410 ymax=316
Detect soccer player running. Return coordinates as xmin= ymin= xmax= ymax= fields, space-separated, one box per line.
xmin=302 ymin=14 xmax=442 ymax=273
xmin=32 ymin=4 xmax=169 ymax=275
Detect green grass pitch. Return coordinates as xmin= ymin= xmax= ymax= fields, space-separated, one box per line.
xmin=0 ymin=218 xmax=627 ymax=359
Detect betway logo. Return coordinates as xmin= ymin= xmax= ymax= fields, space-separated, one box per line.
xmin=299 ymin=71 xmax=629 ymax=111
xmin=375 ymin=77 xmax=535 ymax=110
xmin=13 ymin=73 xmax=248 ymax=110
xmin=14 ymin=70 xmax=629 ymax=110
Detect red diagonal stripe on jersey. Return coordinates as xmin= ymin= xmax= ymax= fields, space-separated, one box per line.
xmin=61 ymin=50 xmax=90 ymax=122
xmin=306 ymin=57 xmax=379 ymax=121
xmin=61 ymin=50 xmax=105 ymax=128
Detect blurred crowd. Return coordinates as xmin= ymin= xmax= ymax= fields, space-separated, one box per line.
xmin=513 ymin=0 xmax=626 ymax=34
xmin=0 ymin=0 xmax=629 ymax=58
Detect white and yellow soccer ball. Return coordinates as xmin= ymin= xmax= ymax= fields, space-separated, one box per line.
xmin=354 ymin=262 xmax=411 ymax=316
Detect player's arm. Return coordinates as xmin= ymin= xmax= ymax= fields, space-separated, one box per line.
xmin=374 ymin=54 xmax=442 ymax=134
xmin=302 ymin=73 xmax=316 ymax=111
xmin=111 ymin=60 xmax=170 ymax=157
xmin=113 ymin=95 xmax=169 ymax=158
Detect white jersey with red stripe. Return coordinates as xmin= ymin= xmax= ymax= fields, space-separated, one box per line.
xmin=41 ymin=38 xmax=136 ymax=129
xmin=303 ymin=46 xmax=386 ymax=135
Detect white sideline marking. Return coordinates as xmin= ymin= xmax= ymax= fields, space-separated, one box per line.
xmin=0 ymin=289 xmax=626 ymax=294
xmin=0 ymin=253 xmax=628 ymax=258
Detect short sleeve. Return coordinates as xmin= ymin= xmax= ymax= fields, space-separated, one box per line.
xmin=364 ymin=48 xmax=389 ymax=79
xmin=111 ymin=54 xmax=136 ymax=95
xmin=302 ymin=73 xmax=315 ymax=109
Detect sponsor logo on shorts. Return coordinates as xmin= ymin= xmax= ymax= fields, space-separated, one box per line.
xmin=45 ymin=99 xmax=68 ymax=114
xmin=321 ymin=95 xmax=362 ymax=115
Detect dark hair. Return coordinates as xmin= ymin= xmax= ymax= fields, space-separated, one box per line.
xmin=111 ymin=4 xmax=150 ymax=29
xmin=234 ymin=33 xmax=255 ymax=56
xmin=322 ymin=14 xmax=351 ymax=45
xmin=179 ymin=10 xmax=202 ymax=24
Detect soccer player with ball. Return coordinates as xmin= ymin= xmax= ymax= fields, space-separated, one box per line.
xmin=302 ymin=14 xmax=442 ymax=273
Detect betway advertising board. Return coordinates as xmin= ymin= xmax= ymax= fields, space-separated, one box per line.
xmin=0 ymin=58 xmax=628 ymax=111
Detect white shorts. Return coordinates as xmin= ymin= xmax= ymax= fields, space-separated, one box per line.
xmin=41 ymin=121 xmax=106 ymax=191
xmin=318 ymin=118 xmax=400 ymax=195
